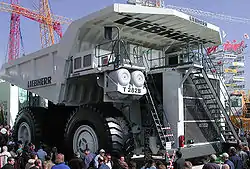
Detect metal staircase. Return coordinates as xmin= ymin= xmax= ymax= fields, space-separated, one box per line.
xmin=145 ymin=82 xmax=175 ymax=148
xmin=189 ymin=56 xmax=240 ymax=142
xmin=139 ymin=50 xmax=175 ymax=148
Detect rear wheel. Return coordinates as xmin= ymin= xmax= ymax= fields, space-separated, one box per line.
xmin=13 ymin=107 xmax=47 ymax=145
xmin=64 ymin=105 xmax=133 ymax=159
xmin=17 ymin=122 xmax=32 ymax=144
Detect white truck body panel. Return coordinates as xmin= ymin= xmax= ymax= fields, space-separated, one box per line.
xmin=0 ymin=3 xmax=222 ymax=104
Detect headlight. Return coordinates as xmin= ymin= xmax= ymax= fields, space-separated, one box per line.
xmin=110 ymin=68 xmax=131 ymax=86
xmin=131 ymin=70 xmax=145 ymax=87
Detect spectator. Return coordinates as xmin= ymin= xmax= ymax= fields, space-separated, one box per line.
xmin=1 ymin=157 xmax=15 ymax=169
xmin=97 ymin=156 xmax=109 ymax=169
xmin=243 ymin=146 xmax=250 ymax=157
xmin=237 ymin=144 xmax=248 ymax=169
xmin=25 ymin=154 xmax=38 ymax=169
xmin=50 ymin=148 xmax=58 ymax=164
xmin=221 ymin=153 xmax=234 ymax=169
xmin=94 ymin=149 xmax=105 ymax=169
xmin=68 ymin=152 xmax=84 ymax=169
xmin=222 ymin=164 xmax=230 ymax=169
xmin=37 ymin=145 xmax=47 ymax=162
xmin=29 ymin=144 xmax=36 ymax=156
xmin=51 ymin=154 xmax=70 ymax=169
xmin=30 ymin=160 xmax=42 ymax=169
xmin=15 ymin=150 xmax=25 ymax=169
xmin=183 ymin=161 xmax=192 ymax=169
xmin=43 ymin=155 xmax=55 ymax=169
xmin=155 ymin=161 xmax=166 ymax=169
xmin=16 ymin=143 xmax=23 ymax=154
xmin=82 ymin=149 xmax=95 ymax=169
xmin=229 ymin=147 xmax=243 ymax=169
xmin=105 ymin=154 xmax=113 ymax=169
xmin=22 ymin=145 xmax=32 ymax=164
xmin=143 ymin=159 xmax=156 ymax=169
xmin=1 ymin=146 xmax=12 ymax=167
xmin=128 ymin=160 xmax=137 ymax=169
xmin=117 ymin=156 xmax=128 ymax=169
xmin=8 ymin=144 xmax=16 ymax=158
xmin=173 ymin=151 xmax=185 ymax=169
xmin=202 ymin=154 xmax=220 ymax=169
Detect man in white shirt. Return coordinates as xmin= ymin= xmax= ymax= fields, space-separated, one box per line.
xmin=94 ymin=149 xmax=105 ymax=168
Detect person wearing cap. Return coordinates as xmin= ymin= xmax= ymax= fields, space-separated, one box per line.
xmin=68 ymin=152 xmax=84 ymax=169
xmin=221 ymin=153 xmax=234 ymax=169
xmin=94 ymin=149 xmax=105 ymax=169
xmin=202 ymin=154 xmax=220 ymax=169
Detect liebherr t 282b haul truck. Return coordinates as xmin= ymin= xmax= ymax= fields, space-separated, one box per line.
xmin=0 ymin=2 xmax=242 ymax=161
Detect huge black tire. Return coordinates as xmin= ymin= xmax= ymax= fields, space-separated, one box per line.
xmin=64 ymin=104 xmax=133 ymax=159
xmin=13 ymin=107 xmax=48 ymax=146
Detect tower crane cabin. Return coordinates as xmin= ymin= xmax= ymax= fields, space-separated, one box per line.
xmin=0 ymin=0 xmax=240 ymax=161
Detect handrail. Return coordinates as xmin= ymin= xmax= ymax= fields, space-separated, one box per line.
xmin=94 ymin=39 xmax=150 ymax=67
xmin=203 ymin=54 xmax=242 ymax=130
xmin=142 ymin=52 xmax=173 ymax=131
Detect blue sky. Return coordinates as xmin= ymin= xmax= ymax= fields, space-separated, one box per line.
xmin=0 ymin=0 xmax=249 ymax=88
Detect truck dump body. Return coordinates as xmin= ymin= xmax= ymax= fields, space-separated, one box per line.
xmin=0 ymin=3 xmax=221 ymax=104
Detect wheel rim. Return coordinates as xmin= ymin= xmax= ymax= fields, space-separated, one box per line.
xmin=73 ymin=125 xmax=98 ymax=157
xmin=18 ymin=122 xmax=31 ymax=144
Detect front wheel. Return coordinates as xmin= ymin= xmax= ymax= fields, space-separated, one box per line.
xmin=64 ymin=105 xmax=133 ymax=159
xmin=13 ymin=107 xmax=47 ymax=145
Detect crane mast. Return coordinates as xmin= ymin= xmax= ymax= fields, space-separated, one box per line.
xmin=8 ymin=0 xmax=21 ymax=62
xmin=39 ymin=0 xmax=54 ymax=48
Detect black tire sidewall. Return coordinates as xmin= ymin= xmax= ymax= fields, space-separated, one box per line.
xmin=13 ymin=108 xmax=37 ymax=144
xmin=64 ymin=106 xmax=109 ymax=159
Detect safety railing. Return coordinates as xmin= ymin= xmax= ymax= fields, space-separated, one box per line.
xmin=202 ymin=54 xmax=243 ymax=131
xmin=94 ymin=39 xmax=146 ymax=68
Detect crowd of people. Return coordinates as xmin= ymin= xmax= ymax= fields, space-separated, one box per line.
xmin=0 ymin=138 xmax=190 ymax=169
xmin=0 ymin=123 xmax=249 ymax=169
xmin=201 ymin=144 xmax=250 ymax=169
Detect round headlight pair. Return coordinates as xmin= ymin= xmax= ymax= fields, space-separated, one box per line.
xmin=112 ymin=68 xmax=145 ymax=87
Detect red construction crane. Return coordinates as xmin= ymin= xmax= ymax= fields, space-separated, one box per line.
xmin=8 ymin=0 xmax=21 ymax=61
xmin=0 ymin=1 xmax=72 ymax=62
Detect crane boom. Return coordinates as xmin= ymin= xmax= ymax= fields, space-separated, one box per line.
xmin=166 ymin=5 xmax=250 ymax=24
xmin=0 ymin=1 xmax=72 ymax=62
xmin=0 ymin=2 xmax=72 ymax=25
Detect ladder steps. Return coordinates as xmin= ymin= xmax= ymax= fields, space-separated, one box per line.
xmin=201 ymin=93 xmax=213 ymax=96
xmin=145 ymin=82 xmax=175 ymax=148
xmin=189 ymin=67 xmax=239 ymax=143
xmin=199 ymin=88 xmax=210 ymax=91
xmin=195 ymin=83 xmax=207 ymax=85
